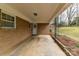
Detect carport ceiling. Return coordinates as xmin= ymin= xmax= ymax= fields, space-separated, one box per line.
xmin=7 ymin=3 xmax=66 ymax=23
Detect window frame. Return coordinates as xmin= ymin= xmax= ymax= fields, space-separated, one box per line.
xmin=0 ymin=9 xmax=16 ymax=29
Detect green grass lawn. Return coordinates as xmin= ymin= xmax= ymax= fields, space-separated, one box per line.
xmin=58 ymin=27 xmax=79 ymax=41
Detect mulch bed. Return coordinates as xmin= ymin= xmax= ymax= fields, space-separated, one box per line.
xmin=57 ymin=35 xmax=79 ymax=56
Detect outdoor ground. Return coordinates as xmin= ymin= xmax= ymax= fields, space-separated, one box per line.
xmin=57 ymin=27 xmax=79 ymax=55
xmin=58 ymin=27 xmax=79 ymax=41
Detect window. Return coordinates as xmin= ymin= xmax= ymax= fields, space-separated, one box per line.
xmin=51 ymin=3 xmax=79 ymax=55
xmin=0 ymin=9 xmax=16 ymax=29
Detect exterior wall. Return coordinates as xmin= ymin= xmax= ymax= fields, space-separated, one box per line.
xmin=0 ymin=17 xmax=32 ymax=55
xmin=37 ymin=23 xmax=50 ymax=35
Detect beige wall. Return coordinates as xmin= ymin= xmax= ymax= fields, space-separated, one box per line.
xmin=0 ymin=17 xmax=32 ymax=55
xmin=37 ymin=23 xmax=50 ymax=35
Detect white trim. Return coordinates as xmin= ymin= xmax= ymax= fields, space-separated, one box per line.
xmin=0 ymin=9 xmax=16 ymax=29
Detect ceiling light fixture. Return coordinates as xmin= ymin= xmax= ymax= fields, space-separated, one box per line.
xmin=33 ymin=12 xmax=37 ymax=16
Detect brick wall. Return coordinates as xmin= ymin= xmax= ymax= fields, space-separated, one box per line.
xmin=0 ymin=17 xmax=32 ymax=55
xmin=37 ymin=23 xmax=50 ymax=35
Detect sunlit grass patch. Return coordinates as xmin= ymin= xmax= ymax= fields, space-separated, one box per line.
xmin=58 ymin=27 xmax=79 ymax=40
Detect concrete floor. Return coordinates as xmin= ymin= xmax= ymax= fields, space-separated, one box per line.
xmin=10 ymin=35 xmax=66 ymax=56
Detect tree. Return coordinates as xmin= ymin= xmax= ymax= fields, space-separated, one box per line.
xmin=67 ymin=4 xmax=77 ymax=26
